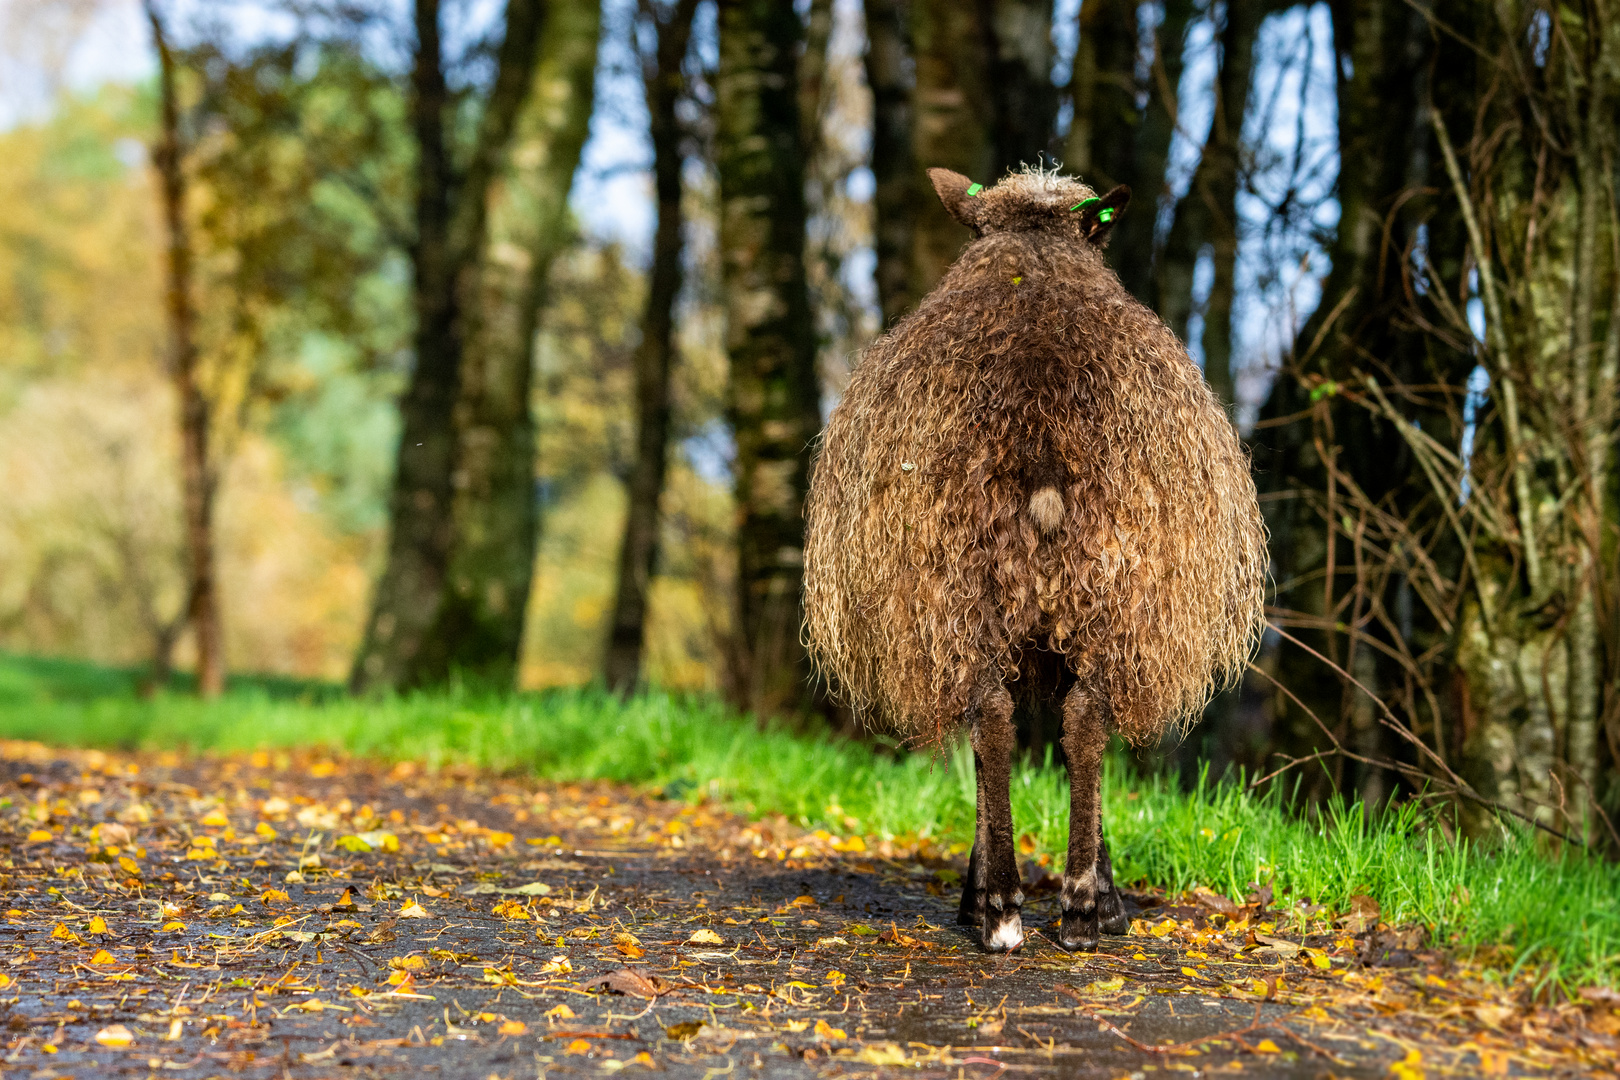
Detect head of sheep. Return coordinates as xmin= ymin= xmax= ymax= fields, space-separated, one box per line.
xmin=803 ymin=166 xmax=1268 ymax=956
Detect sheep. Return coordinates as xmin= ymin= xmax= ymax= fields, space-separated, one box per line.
xmin=803 ymin=166 xmax=1267 ymax=954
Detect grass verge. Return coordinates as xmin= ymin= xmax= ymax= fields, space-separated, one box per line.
xmin=2 ymin=652 xmax=1616 ymax=989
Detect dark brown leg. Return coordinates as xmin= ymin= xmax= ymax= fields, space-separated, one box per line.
xmin=968 ymin=681 xmax=1023 ymax=952
xmin=1094 ymin=820 xmax=1129 ymax=935
xmin=956 ymin=767 xmax=988 ymax=926
xmin=1057 ymin=681 xmax=1121 ymax=951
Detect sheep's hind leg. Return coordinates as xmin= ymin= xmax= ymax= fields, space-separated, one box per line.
xmin=1057 ymin=682 xmax=1121 ymax=951
xmin=956 ymin=774 xmax=988 ymax=926
xmin=968 ymin=683 xmax=1023 ymax=952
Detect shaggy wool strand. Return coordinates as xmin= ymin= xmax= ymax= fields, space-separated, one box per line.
xmin=804 ymin=168 xmax=1268 ymax=749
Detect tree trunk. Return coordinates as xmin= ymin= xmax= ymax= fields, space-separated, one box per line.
xmin=907 ymin=0 xmax=1058 ymax=302
xmin=862 ymin=0 xmax=916 ymax=325
xmin=351 ymin=0 xmax=550 ymax=693
xmin=147 ymin=2 xmax=225 ymax=699
xmin=1155 ymin=0 xmax=1267 ymax=408
xmin=414 ymin=0 xmax=602 ymax=689
xmin=1064 ymin=0 xmax=1140 ymax=189
xmin=604 ymin=0 xmax=699 ymax=695
xmin=715 ymin=0 xmax=822 ymax=717
xmin=1109 ymin=0 xmax=1195 ymax=304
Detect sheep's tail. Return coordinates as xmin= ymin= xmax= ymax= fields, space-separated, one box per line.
xmin=1028 ymin=485 xmax=1064 ymax=535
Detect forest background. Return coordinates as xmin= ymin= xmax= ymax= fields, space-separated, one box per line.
xmin=2 ymin=0 xmax=1617 ymax=850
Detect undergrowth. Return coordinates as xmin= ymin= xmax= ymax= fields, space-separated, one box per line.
xmin=1 ymin=652 xmax=1616 ymax=989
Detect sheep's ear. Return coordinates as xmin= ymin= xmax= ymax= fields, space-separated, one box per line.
xmin=1076 ymin=185 xmax=1130 ymax=245
xmin=928 ymin=168 xmax=985 ymax=228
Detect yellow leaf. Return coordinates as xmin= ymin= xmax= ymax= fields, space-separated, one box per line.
xmin=200 ymin=810 xmax=228 ymax=827
xmin=256 ymin=822 xmax=278 ymax=839
xmin=399 ymin=900 xmax=430 ymax=918
xmin=50 ymin=922 xmax=82 ymax=943
xmin=0 ymin=973 xmax=11 ymax=989
xmin=544 ymin=1004 xmax=576 ymax=1020
xmin=162 ymin=921 xmax=186 ymax=932
xmin=94 ymin=1024 xmax=134 ymax=1048
xmin=1182 ymin=967 xmax=1200 ymax=978
xmin=260 ymin=889 xmax=289 ymax=904
xmin=616 ymin=942 xmax=645 ymax=958
xmin=1150 ymin=919 xmax=1177 ymax=938
xmin=336 ymin=835 xmax=373 ymax=853
xmin=629 ymin=1051 xmax=657 ymax=1068
xmin=1311 ymin=952 xmax=1332 ymax=970
xmin=87 ymin=916 xmax=109 ymax=934
xmin=389 ymin=955 xmax=428 ymax=971
xmin=356 ymin=830 xmax=399 ymax=852
xmin=115 ymin=857 xmax=140 ymax=877
xmin=1254 ymin=1039 xmax=1280 ymax=1053
xmin=1390 ymin=1049 xmax=1425 ymax=1080
xmin=497 ymin=1020 xmax=527 ymax=1036
xmin=89 ymin=949 xmax=117 ymax=965
xmin=309 ymin=761 xmax=337 ymax=778
xmin=812 ymin=1019 xmax=847 ymax=1040
xmin=687 ymin=928 xmax=724 ymax=945
xmin=538 ymin=955 xmax=573 ymax=975
xmin=485 ymin=831 xmax=515 ymax=848
xmin=1083 ymin=977 xmax=1125 ymax=994
xmin=26 ymin=829 xmax=51 ymax=843
xmin=564 ymin=1038 xmax=593 ymax=1055
xmin=386 ymin=971 xmax=415 ymax=988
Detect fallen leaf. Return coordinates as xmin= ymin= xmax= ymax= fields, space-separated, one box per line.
xmin=1343 ymin=893 xmax=1381 ymax=934
xmin=498 ymin=1020 xmax=527 ymax=1036
xmin=88 ymin=948 xmax=117 ymax=965
xmin=26 ymin=829 xmax=52 ymax=843
xmin=564 ymin=1038 xmax=592 ymax=1055
xmin=812 ymin=1019 xmax=847 ymax=1040
xmin=1254 ymin=1039 xmax=1280 ymax=1053
xmin=664 ymin=1021 xmax=703 ymax=1040
xmin=687 ymin=928 xmax=724 ymax=945
xmin=94 ymin=1024 xmax=135 ymax=1048
xmin=544 ymin=1004 xmax=576 ymax=1020
xmin=592 ymin=968 xmax=663 ymax=998
xmin=399 ymin=900 xmax=430 ymax=918
xmin=628 ymin=1051 xmax=657 ymax=1068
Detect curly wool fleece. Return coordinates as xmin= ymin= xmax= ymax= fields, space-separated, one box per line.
xmin=804 ymin=167 xmax=1267 ymax=748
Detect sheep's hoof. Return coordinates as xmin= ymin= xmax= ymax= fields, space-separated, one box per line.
xmin=1098 ymin=887 xmax=1129 ymax=936
xmin=1057 ymin=896 xmax=1100 ymax=952
xmin=981 ymin=908 xmax=1024 ymax=953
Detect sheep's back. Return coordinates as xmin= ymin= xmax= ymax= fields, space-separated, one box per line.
xmin=804 ymin=249 xmax=1266 ymax=746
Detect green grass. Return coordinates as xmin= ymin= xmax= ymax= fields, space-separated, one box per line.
xmin=1 ymin=651 xmax=1616 ymax=990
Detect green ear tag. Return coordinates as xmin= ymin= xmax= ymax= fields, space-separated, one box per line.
xmin=1070 ymin=196 xmax=1102 ymax=213
xmin=966 ymin=183 xmax=983 ymax=197
xmin=1098 ymin=208 xmax=1115 ymax=223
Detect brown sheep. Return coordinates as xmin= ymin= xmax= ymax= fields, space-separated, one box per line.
xmin=803 ymin=167 xmax=1267 ymax=953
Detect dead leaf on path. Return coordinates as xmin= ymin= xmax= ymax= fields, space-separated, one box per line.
xmin=1192 ymin=887 xmax=1238 ymax=917
xmin=686 ymin=928 xmax=723 ymax=945
xmin=398 ymin=900 xmax=430 ymax=918
xmin=813 ymin=1019 xmax=846 ymax=1040
xmin=591 ymin=967 xmax=664 ymax=999
xmin=1343 ymin=893 xmax=1381 ymax=934
xmin=94 ymin=1024 xmax=134 ymax=1048
xmin=664 ymin=1021 xmax=703 ymax=1040
xmin=1254 ymin=933 xmax=1300 ymax=958
xmin=878 ymin=922 xmax=932 ymax=948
